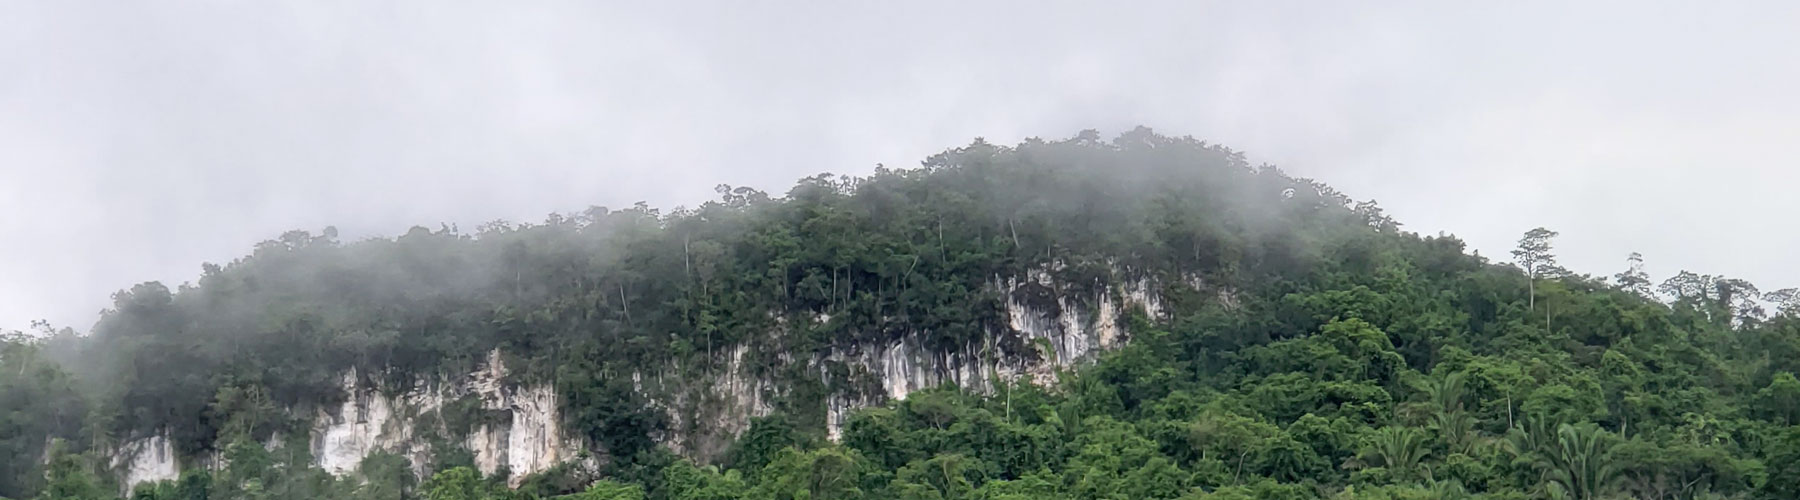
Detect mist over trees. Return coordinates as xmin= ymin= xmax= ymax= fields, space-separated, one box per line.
xmin=4 ymin=128 xmax=1799 ymax=499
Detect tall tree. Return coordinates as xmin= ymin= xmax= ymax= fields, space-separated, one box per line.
xmin=1767 ymin=288 xmax=1800 ymax=318
xmin=1715 ymin=277 xmax=1763 ymax=325
xmin=1661 ymin=272 xmax=1764 ymax=326
xmin=1512 ymin=227 xmax=1561 ymax=310
xmin=1612 ymin=252 xmax=1653 ymax=298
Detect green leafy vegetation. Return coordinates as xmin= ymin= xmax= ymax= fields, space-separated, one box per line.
xmin=3 ymin=128 xmax=1798 ymax=499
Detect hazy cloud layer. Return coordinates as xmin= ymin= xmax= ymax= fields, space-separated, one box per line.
xmin=4 ymin=1 xmax=1799 ymax=331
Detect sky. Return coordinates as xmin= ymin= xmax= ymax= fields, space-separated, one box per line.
xmin=3 ymin=1 xmax=1800 ymax=332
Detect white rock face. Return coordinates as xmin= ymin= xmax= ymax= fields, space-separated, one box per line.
xmin=309 ymin=351 xmax=582 ymax=486
xmin=640 ymin=342 xmax=782 ymax=459
xmin=313 ymin=371 xmax=420 ymax=475
xmin=806 ymin=267 xmax=1169 ymax=438
xmin=114 ymin=266 xmax=1177 ymax=484
xmin=1122 ymin=276 xmax=1166 ymax=322
xmin=486 ymin=384 xmax=574 ymax=478
xmin=113 ymin=432 xmax=180 ymax=492
xmin=638 ymin=265 xmax=1172 ymax=446
xmin=116 ymin=350 xmax=582 ymax=489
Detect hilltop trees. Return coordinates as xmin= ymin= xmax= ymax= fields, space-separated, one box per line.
xmin=2 ymin=129 xmax=1797 ymax=500
xmin=0 ymin=332 xmax=88 ymax=497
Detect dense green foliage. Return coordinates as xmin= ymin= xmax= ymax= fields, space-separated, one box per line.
xmin=4 ymin=128 xmax=1799 ymax=499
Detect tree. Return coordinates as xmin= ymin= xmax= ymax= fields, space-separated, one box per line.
xmin=727 ymin=416 xmax=810 ymax=476
xmin=1546 ymin=424 xmax=1619 ymax=500
xmin=352 ymin=452 xmax=415 ymax=500
xmin=1410 ymin=371 xmax=1468 ymax=418
xmin=748 ymin=448 xmax=867 ymax=500
xmin=174 ymin=469 xmax=211 ymax=500
xmin=34 ymin=444 xmax=106 ymax=500
xmin=1659 ymin=271 xmax=1711 ymax=302
xmin=661 ymin=461 xmax=746 ymax=500
xmin=1512 ymin=227 xmax=1561 ymax=311
xmin=968 ymin=471 xmax=1067 ymax=500
xmin=1408 ymin=372 xmax=1479 ymax=457
xmin=1611 ymin=252 xmax=1652 ymax=298
xmin=1765 ymin=288 xmax=1800 ymax=318
xmin=1763 ymin=427 xmax=1800 ymax=500
xmin=571 ymin=480 xmax=645 ymax=500
xmin=1348 ymin=427 xmax=1430 ymax=480
xmin=1 ymin=334 xmax=86 ymax=499
xmin=424 ymin=467 xmax=491 ymax=500
xmin=1715 ymin=277 xmax=1763 ymax=325
xmin=1660 ymin=271 xmax=1764 ymax=325
xmin=1614 ymin=439 xmax=1753 ymax=500
xmin=892 ymin=454 xmax=979 ymax=500
xmin=1754 ymin=372 xmax=1800 ymax=425
xmin=1508 ymin=422 xmax=1620 ymax=500
xmin=1352 ymin=200 xmax=1400 ymax=232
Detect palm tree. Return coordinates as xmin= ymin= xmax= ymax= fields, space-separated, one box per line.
xmin=1348 ymin=427 xmax=1431 ymax=479
xmin=1419 ymin=372 xmax=1469 ymax=415
xmin=1548 ymin=423 xmax=1621 ymax=500
xmin=1410 ymin=372 xmax=1486 ymax=456
xmin=1506 ymin=420 xmax=1621 ymax=500
xmin=1427 ymin=479 xmax=1472 ymax=500
xmin=1432 ymin=411 xmax=1479 ymax=456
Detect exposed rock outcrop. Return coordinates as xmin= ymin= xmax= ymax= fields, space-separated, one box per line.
xmin=111 ymin=432 xmax=180 ymax=492
xmin=655 ymin=266 xmax=1172 ymax=445
xmin=116 ymin=350 xmax=582 ymax=491
xmin=113 ymin=266 xmax=1176 ymax=490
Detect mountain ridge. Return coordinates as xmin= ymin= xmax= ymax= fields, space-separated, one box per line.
xmin=5 ymin=128 xmax=1797 ymax=500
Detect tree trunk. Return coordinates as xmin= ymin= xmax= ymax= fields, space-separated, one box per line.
xmin=1528 ymin=276 xmax=1536 ymax=311
xmin=619 ymin=283 xmax=632 ymax=324
xmin=1009 ymin=218 xmax=1020 ymax=249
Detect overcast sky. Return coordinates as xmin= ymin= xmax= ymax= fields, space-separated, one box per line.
xmin=4 ymin=1 xmax=1799 ymax=332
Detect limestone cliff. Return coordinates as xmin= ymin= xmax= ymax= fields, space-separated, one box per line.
xmin=112 ymin=350 xmax=583 ymax=490
xmin=634 ymin=266 xmax=1172 ymax=455
xmin=112 ymin=266 xmax=1174 ymax=491
xmin=308 ymin=356 xmax=583 ymax=484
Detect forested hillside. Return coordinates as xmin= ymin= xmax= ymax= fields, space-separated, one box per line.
xmin=4 ymin=128 xmax=1799 ymax=499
